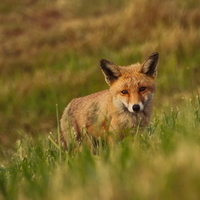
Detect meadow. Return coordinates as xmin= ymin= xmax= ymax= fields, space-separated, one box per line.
xmin=0 ymin=0 xmax=200 ymax=199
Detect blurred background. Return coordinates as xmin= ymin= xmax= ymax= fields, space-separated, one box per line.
xmin=0 ymin=0 xmax=199 ymax=148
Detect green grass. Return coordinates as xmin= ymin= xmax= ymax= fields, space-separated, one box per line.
xmin=1 ymin=96 xmax=200 ymax=200
xmin=0 ymin=0 xmax=200 ymax=199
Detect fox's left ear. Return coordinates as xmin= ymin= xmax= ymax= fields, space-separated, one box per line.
xmin=141 ymin=52 xmax=159 ymax=78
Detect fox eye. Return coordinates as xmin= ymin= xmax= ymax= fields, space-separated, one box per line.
xmin=139 ymin=87 xmax=146 ymax=92
xmin=121 ymin=90 xmax=128 ymax=94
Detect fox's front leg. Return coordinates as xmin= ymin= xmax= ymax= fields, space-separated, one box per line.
xmin=108 ymin=118 xmax=125 ymax=141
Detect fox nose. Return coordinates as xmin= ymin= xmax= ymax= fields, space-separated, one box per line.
xmin=132 ymin=104 xmax=140 ymax=112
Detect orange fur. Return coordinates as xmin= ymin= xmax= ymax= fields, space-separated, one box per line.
xmin=60 ymin=52 xmax=159 ymax=148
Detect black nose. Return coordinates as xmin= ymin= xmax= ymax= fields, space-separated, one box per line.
xmin=132 ymin=104 xmax=140 ymax=112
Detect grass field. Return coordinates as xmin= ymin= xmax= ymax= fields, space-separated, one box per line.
xmin=0 ymin=0 xmax=200 ymax=199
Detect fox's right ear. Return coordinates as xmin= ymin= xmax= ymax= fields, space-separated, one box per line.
xmin=100 ymin=59 xmax=121 ymax=85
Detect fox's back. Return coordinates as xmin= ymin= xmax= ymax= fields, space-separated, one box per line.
xmin=66 ymin=90 xmax=111 ymax=120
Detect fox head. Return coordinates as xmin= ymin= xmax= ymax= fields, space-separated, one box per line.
xmin=100 ymin=52 xmax=159 ymax=113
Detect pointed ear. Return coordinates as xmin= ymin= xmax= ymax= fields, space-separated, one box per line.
xmin=100 ymin=59 xmax=121 ymax=85
xmin=141 ymin=52 xmax=159 ymax=78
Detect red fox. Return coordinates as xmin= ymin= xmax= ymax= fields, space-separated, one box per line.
xmin=60 ymin=52 xmax=159 ymax=148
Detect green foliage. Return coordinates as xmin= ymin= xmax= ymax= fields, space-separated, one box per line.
xmin=1 ymin=96 xmax=200 ymax=199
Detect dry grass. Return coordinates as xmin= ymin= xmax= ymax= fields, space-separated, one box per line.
xmin=1 ymin=0 xmax=199 ymax=70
